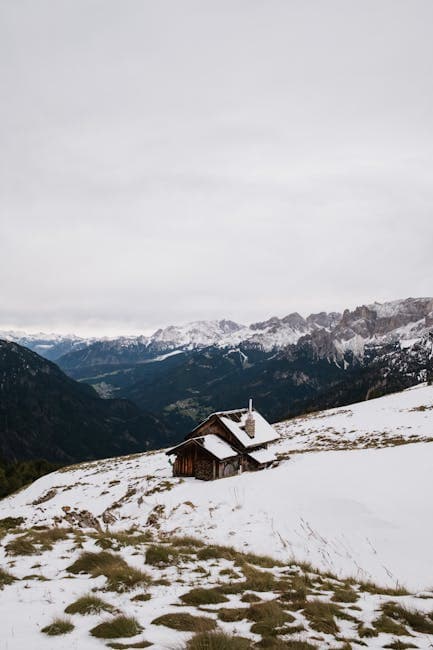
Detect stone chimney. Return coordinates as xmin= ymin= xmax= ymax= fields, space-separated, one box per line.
xmin=244 ymin=398 xmax=255 ymax=438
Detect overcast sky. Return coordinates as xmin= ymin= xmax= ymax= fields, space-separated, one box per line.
xmin=1 ymin=1 xmax=432 ymax=335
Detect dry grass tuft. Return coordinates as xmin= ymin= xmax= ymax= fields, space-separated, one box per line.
xmin=217 ymin=607 xmax=249 ymax=622
xmin=130 ymin=593 xmax=151 ymax=602
xmin=41 ymin=617 xmax=74 ymax=636
xmin=106 ymin=643 xmax=151 ymax=649
xmin=64 ymin=594 xmax=115 ymax=615
xmin=302 ymin=599 xmax=341 ymax=634
xmin=331 ymin=586 xmax=358 ymax=603
xmin=181 ymin=587 xmax=229 ymax=605
xmin=90 ymin=615 xmax=142 ymax=639
xmin=145 ymin=544 xmax=174 ymax=566
xmin=241 ymin=564 xmax=278 ymax=592
xmin=358 ymin=580 xmax=409 ymax=596
xmin=67 ymin=551 xmax=150 ymax=592
xmin=380 ymin=601 xmax=433 ymax=634
xmin=186 ymin=631 xmax=252 ymax=649
xmin=0 ymin=567 xmax=16 ymax=589
xmin=152 ymin=612 xmax=217 ymax=631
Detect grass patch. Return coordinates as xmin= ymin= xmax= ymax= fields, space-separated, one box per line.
xmin=372 ymin=615 xmax=408 ymax=636
xmin=152 ymin=612 xmax=217 ymax=631
xmin=181 ymin=587 xmax=229 ymax=605
xmin=95 ymin=530 xmax=153 ymax=551
xmin=186 ymin=631 xmax=252 ymax=649
xmin=195 ymin=543 xmax=282 ymax=569
xmin=380 ymin=601 xmax=433 ymax=633
xmin=217 ymin=581 xmax=247 ymax=595
xmin=242 ymin=551 xmax=284 ymax=568
xmin=383 ymin=642 xmax=418 ymax=649
xmin=197 ymin=545 xmax=237 ymax=562
xmin=105 ymin=566 xmax=149 ymax=593
xmin=357 ymin=623 xmax=378 ymax=638
xmin=64 ymin=594 xmax=115 ymax=615
xmin=0 ymin=567 xmax=16 ymax=588
xmin=31 ymin=527 xmax=70 ymax=549
xmin=257 ymin=641 xmax=317 ymax=649
xmin=248 ymin=600 xmax=290 ymax=625
xmin=220 ymin=567 xmax=241 ymax=579
xmin=240 ymin=592 xmax=261 ymax=603
xmin=5 ymin=527 xmax=69 ymax=556
xmin=279 ymin=574 xmax=310 ymax=608
xmin=217 ymin=607 xmax=249 ymax=622
xmin=145 ymin=544 xmax=174 ymax=566
xmin=41 ymin=617 xmax=74 ymax=635
xmin=131 ymin=593 xmax=151 ymax=602
xmin=248 ymin=600 xmax=294 ymax=636
xmin=0 ymin=516 xmax=25 ymax=531
xmin=332 ymin=586 xmax=358 ymax=603
xmin=5 ymin=535 xmax=36 ymax=556
xmin=302 ymin=600 xmax=341 ymax=634
xmin=107 ymin=641 xmax=153 ymax=650
xmin=67 ymin=551 xmax=150 ymax=592
xmin=22 ymin=574 xmax=49 ymax=581
xmin=90 ymin=615 xmax=142 ymax=639
xmin=169 ymin=535 xmax=205 ymax=548
xmin=358 ymin=580 xmax=409 ymax=596
xmin=242 ymin=564 xmax=278 ymax=592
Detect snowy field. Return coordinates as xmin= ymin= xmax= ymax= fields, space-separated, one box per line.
xmin=274 ymin=382 xmax=433 ymax=452
xmin=1 ymin=383 xmax=433 ymax=649
xmin=1 ymin=384 xmax=433 ymax=587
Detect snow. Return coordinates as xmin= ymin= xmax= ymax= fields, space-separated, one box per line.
xmin=219 ymin=410 xmax=280 ymax=448
xmin=1 ymin=383 xmax=432 ymax=591
xmin=369 ymin=297 xmax=433 ymax=319
xmin=274 ymin=382 xmax=433 ymax=452
xmin=1 ymin=383 xmax=433 ymax=648
xmin=200 ymin=434 xmax=239 ymax=460
xmin=247 ymin=448 xmax=277 ymax=464
xmin=169 ymin=434 xmax=238 ymax=460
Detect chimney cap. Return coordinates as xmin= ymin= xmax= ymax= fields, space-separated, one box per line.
xmin=248 ymin=398 xmax=253 ymax=413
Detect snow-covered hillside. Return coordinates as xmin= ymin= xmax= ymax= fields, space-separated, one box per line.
xmin=1 ymin=384 xmax=433 ymax=649
xmin=274 ymin=382 xmax=433 ymax=452
xmin=1 ymin=383 xmax=432 ymax=585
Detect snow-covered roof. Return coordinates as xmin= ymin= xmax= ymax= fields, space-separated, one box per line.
xmin=198 ymin=434 xmax=239 ymax=460
xmin=167 ymin=433 xmax=239 ymax=460
xmin=216 ymin=409 xmax=279 ymax=449
xmin=247 ymin=448 xmax=277 ymax=465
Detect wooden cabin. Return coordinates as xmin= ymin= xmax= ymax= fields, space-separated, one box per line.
xmin=166 ymin=400 xmax=279 ymax=480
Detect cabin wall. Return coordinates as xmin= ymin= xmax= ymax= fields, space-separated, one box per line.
xmin=173 ymin=445 xmax=219 ymax=480
xmin=218 ymin=457 xmax=241 ymax=478
xmin=243 ymin=456 xmax=260 ymax=472
xmin=173 ymin=449 xmax=195 ymax=477
xmin=195 ymin=456 xmax=215 ymax=481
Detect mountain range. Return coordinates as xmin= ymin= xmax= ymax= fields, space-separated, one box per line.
xmin=2 ymin=297 xmax=432 ymax=442
xmin=3 ymin=297 xmax=431 ymax=363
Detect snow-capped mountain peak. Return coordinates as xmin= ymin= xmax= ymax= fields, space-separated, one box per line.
xmin=2 ymin=297 xmax=432 ymax=364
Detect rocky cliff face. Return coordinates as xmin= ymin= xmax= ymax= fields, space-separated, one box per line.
xmin=54 ymin=297 xmax=433 ymax=371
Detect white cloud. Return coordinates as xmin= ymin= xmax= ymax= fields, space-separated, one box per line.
xmin=1 ymin=0 xmax=432 ymax=335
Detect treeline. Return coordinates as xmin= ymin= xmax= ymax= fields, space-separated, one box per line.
xmin=0 ymin=458 xmax=61 ymax=499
